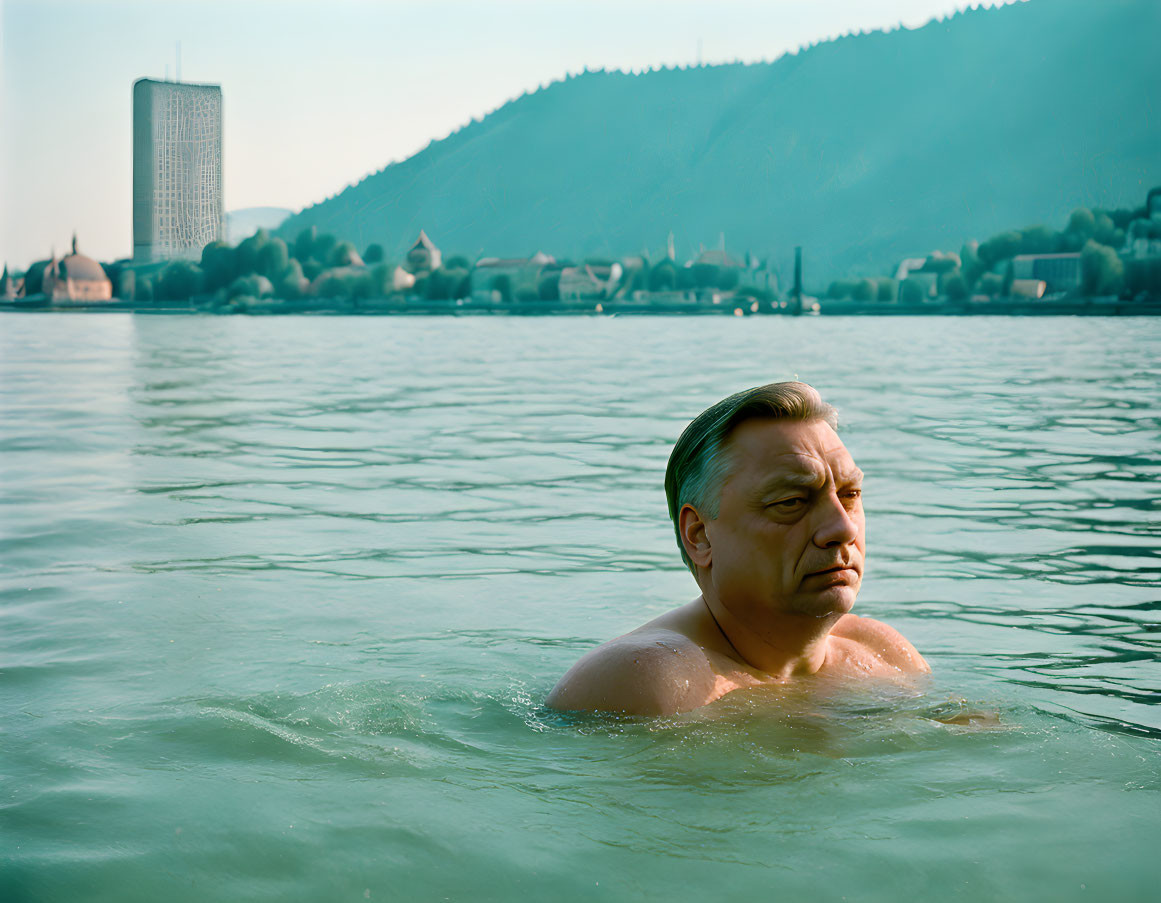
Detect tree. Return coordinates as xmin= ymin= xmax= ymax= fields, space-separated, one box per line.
xmin=312 ymin=233 xmax=337 ymax=266
xmin=851 ymin=278 xmax=876 ymax=302
xmin=899 ymin=278 xmax=925 ymax=304
xmin=454 ymin=272 xmax=472 ymax=300
xmin=363 ymin=243 xmax=384 ymax=264
xmin=538 ymin=272 xmax=561 ymax=300
xmin=1093 ymin=212 xmax=1119 ymax=248
xmin=1125 ymin=258 xmax=1161 ymax=298
xmin=625 ymin=264 xmax=650 ymax=295
xmin=426 ymin=266 xmax=469 ymax=300
xmin=118 ymin=268 xmax=136 ymax=301
xmin=977 ymin=273 xmax=1004 ymax=296
xmin=826 ymin=280 xmax=854 ymax=299
xmin=370 ymin=263 xmax=392 ymax=296
xmin=22 ymin=260 xmax=48 ymax=295
xmin=201 ymin=241 xmax=237 ymax=291
xmin=235 ymin=229 xmax=269 ymax=276
xmin=490 ymin=274 xmax=512 ymax=302
xmin=945 ymin=272 xmax=968 ymax=301
xmin=960 ymin=241 xmax=982 ymax=287
xmin=978 ymin=231 xmax=1023 ymax=267
xmin=348 ymin=272 xmax=374 ymax=299
xmin=1020 ymin=225 xmax=1058 ymax=255
xmin=158 ymin=260 xmax=202 ymax=300
xmin=1131 ymin=218 xmax=1161 ymax=242
xmin=313 ymin=272 xmax=348 ymax=298
xmin=293 ymin=226 xmax=317 ymax=262
xmin=937 ymin=270 xmax=957 ymax=295
xmin=227 ymin=274 xmax=273 ymax=300
xmin=1066 ymin=208 xmax=1096 ymax=246
xmin=876 ymin=278 xmax=897 ymax=302
xmin=1103 ymin=205 xmax=1144 ymax=231
xmin=257 ymin=238 xmax=289 ymax=280
xmin=275 ymin=259 xmax=306 ymax=299
xmin=690 ymin=263 xmax=724 ymax=288
xmin=330 ymin=241 xmax=360 ymax=268
xmin=648 ymin=260 xmax=677 ymax=291
xmin=1080 ymin=240 xmax=1124 ymax=296
xmin=102 ymin=261 xmax=123 ymax=295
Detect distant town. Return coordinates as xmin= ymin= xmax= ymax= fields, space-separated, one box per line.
xmin=4 ymin=76 xmax=1160 ymax=317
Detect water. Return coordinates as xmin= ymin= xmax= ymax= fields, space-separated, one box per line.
xmin=2 ymin=314 xmax=1159 ymax=902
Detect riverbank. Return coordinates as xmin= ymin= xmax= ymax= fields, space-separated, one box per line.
xmin=4 ymin=292 xmax=1159 ymax=316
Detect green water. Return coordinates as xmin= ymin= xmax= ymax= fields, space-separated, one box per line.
xmin=2 ymin=315 xmax=1159 ymax=902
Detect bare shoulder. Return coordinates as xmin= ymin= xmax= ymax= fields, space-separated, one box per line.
xmin=832 ymin=614 xmax=931 ymax=674
xmin=545 ymin=628 xmax=719 ymax=716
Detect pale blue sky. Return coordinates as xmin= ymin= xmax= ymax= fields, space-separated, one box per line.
xmin=1 ymin=0 xmax=1016 ymax=268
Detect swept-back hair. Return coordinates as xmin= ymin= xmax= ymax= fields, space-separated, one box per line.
xmin=664 ymin=382 xmax=838 ymax=573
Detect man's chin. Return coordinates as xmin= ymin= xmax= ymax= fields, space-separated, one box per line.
xmin=791 ymin=585 xmax=858 ymax=619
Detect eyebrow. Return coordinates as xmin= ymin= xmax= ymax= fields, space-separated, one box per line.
xmin=838 ymin=467 xmax=865 ymax=485
xmin=757 ymin=471 xmax=824 ymax=494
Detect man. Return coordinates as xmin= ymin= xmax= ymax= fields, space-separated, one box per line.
xmin=547 ymin=381 xmax=929 ymax=716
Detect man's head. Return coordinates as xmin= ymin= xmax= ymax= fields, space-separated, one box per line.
xmin=664 ymin=382 xmax=865 ymax=619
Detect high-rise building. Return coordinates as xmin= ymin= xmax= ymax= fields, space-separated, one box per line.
xmin=132 ymin=78 xmax=224 ymax=262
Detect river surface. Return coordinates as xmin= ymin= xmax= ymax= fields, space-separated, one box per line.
xmin=2 ymin=314 xmax=1159 ymax=902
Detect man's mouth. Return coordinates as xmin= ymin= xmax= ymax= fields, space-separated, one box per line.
xmin=803 ymin=565 xmax=859 ymax=584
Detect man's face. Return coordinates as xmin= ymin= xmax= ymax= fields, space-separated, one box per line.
xmin=701 ymin=418 xmax=865 ymax=622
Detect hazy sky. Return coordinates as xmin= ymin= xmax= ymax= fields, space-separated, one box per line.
xmin=1 ymin=0 xmax=1018 ymax=268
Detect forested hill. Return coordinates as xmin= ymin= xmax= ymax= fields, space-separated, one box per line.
xmin=277 ymin=0 xmax=1161 ymax=279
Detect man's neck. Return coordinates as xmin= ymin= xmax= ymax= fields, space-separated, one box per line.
xmin=700 ymin=593 xmax=838 ymax=679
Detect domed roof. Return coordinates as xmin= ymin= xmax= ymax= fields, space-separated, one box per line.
xmin=60 ymin=235 xmax=107 ymax=282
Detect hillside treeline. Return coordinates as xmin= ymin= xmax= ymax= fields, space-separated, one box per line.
xmin=275 ymin=0 xmax=1161 ymax=280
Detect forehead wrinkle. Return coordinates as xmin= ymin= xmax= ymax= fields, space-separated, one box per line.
xmin=727 ymin=424 xmax=860 ymax=493
xmin=752 ymin=454 xmax=862 ymax=495
xmin=751 ymin=464 xmax=826 ymax=496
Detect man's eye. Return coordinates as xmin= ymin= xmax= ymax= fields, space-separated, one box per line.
xmin=769 ymin=498 xmax=805 ymax=510
xmin=842 ymin=489 xmax=863 ymax=501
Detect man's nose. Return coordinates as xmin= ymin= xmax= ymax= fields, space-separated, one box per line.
xmin=812 ymin=492 xmax=860 ymax=548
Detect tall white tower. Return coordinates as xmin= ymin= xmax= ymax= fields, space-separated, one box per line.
xmin=132 ymin=78 xmax=224 ymax=262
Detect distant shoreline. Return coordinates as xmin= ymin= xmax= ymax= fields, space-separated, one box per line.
xmin=3 ymin=295 xmax=1159 ymax=317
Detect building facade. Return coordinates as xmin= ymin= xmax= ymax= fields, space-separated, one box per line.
xmin=558 ymin=262 xmax=623 ymax=300
xmin=403 ymin=231 xmax=442 ymax=275
xmin=470 ymin=251 xmax=556 ymax=300
xmin=1012 ymin=253 xmax=1082 ymax=293
xmin=133 ymin=78 xmax=224 ymax=262
xmin=42 ymin=236 xmax=113 ymax=302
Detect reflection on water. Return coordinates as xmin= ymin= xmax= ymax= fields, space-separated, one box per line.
xmin=2 ymin=314 xmax=1159 ymax=902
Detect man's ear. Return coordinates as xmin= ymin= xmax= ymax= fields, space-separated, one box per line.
xmin=679 ymin=504 xmax=712 ymax=568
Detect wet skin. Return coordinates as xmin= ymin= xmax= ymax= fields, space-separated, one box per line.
xmin=547 ymin=418 xmax=930 ymax=716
